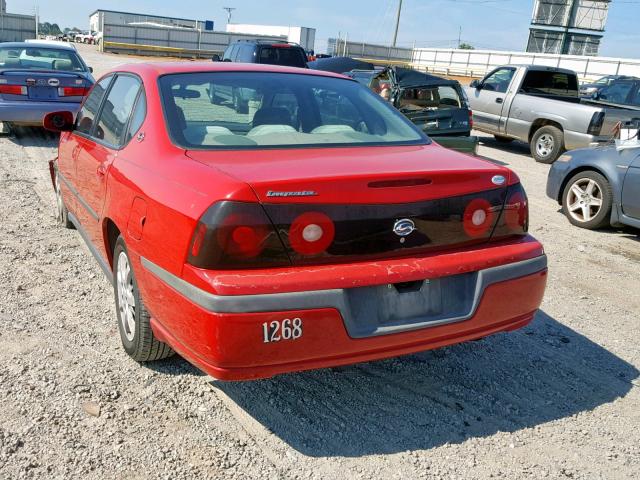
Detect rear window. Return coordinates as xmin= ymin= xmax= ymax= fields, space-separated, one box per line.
xmin=159 ymin=71 xmax=426 ymax=150
xmin=521 ymin=71 xmax=578 ymax=97
xmin=0 ymin=46 xmax=86 ymax=72
xmin=258 ymin=46 xmax=307 ymax=68
xmin=399 ymin=85 xmax=463 ymax=111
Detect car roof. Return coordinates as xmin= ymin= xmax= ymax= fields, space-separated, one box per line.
xmin=0 ymin=41 xmax=77 ymax=51
xmin=115 ymin=61 xmax=352 ymax=80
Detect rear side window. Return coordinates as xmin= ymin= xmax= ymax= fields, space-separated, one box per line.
xmin=124 ymin=92 xmax=147 ymax=144
xmin=521 ymin=71 xmax=578 ymax=97
xmin=237 ymin=44 xmax=255 ymax=63
xmin=75 ymin=75 xmax=112 ymax=135
xmin=94 ymin=75 xmax=141 ymax=147
xmin=598 ymin=81 xmax=635 ymax=105
xmin=258 ymin=46 xmax=307 ymax=68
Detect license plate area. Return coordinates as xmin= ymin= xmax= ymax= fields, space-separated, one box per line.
xmin=344 ymin=271 xmax=478 ymax=338
xmin=28 ymin=86 xmax=57 ymax=100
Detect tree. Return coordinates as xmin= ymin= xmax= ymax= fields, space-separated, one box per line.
xmin=459 ymin=42 xmax=475 ymax=50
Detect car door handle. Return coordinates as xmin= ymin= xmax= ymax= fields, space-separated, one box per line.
xmin=495 ymin=98 xmax=504 ymax=104
xmin=97 ymin=164 xmax=107 ymax=176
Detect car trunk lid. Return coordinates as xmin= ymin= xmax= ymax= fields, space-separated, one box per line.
xmin=0 ymin=70 xmax=90 ymax=102
xmin=186 ymin=144 xmax=522 ymax=265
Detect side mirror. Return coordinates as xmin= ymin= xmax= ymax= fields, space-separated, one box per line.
xmin=470 ymin=79 xmax=481 ymax=89
xmin=43 ymin=111 xmax=75 ymax=132
xmin=211 ymin=54 xmax=221 ymax=62
xmin=88 ymin=66 xmax=93 ymax=73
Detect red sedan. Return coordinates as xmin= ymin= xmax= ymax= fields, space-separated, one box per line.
xmin=45 ymin=62 xmax=547 ymax=381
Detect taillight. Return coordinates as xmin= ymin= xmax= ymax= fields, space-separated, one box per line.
xmin=468 ymin=110 xmax=474 ymax=129
xmin=289 ymin=212 xmax=335 ymax=255
xmin=0 ymin=85 xmax=27 ymax=95
xmin=492 ymin=183 xmax=529 ymax=239
xmin=587 ymin=112 xmax=605 ymax=136
xmin=462 ymin=198 xmax=495 ymax=238
xmin=187 ymin=201 xmax=290 ymax=269
xmin=58 ymin=87 xmax=89 ymax=97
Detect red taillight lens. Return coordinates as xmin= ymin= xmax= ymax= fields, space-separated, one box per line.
xmin=0 ymin=85 xmax=27 ymax=95
xmin=463 ymin=198 xmax=495 ymax=238
xmin=58 ymin=87 xmax=89 ymax=97
xmin=492 ymin=183 xmax=529 ymax=239
xmin=187 ymin=201 xmax=290 ymax=269
xmin=468 ymin=110 xmax=474 ymax=129
xmin=289 ymin=211 xmax=335 ymax=255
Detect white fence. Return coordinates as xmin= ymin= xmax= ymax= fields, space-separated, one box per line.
xmin=328 ymin=38 xmax=413 ymax=61
xmin=0 ymin=13 xmax=36 ymax=42
xmin=101 ymin=23 xmax=286 ymax=58
xmin=412 ymin=48 xmax=640 ymax=81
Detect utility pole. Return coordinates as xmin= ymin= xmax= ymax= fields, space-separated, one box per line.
xmin=458 ymin=26 xmax=462 ymax=49
xmin=392 ymin=0 xmax=403 ymax=47
xmin=223 ymin=7 xmax=236 ymax=25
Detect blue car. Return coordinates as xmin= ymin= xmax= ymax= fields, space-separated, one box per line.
xmin=0 ymin=41 xmax=94 ymax=128
xmin=546 ymin=145 xmax=640 ymax=230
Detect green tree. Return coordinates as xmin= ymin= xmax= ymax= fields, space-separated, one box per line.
xmin=459 ymin=42 xmax=475 ymax=50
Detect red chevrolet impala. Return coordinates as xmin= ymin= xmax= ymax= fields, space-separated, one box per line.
xmin=45 ymin=62 xmax=547 ymax=381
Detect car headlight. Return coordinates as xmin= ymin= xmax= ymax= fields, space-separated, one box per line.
xmin=556 ymin=154 xmax=572 ymax=163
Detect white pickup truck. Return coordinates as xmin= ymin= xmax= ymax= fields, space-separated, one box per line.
xmin=465 ymin=65 xmax=639 ymax=163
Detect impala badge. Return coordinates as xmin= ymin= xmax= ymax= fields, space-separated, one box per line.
xmin=393 ymin=218 xmax=415 ymax=237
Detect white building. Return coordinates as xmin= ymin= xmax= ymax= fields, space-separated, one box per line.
xmin=225 ymin=24 xmax=316 ymax=51
xmin=89 ymin=9 xmax=204 ymax=33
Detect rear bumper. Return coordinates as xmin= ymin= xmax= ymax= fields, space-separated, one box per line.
xmin=135 ymin=238 xmax=547 ymax=381
xmin=0 ymin=100 xmax=81 ymax=125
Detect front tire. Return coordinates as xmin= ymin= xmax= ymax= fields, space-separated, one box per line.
xmin=561 ymin=171 xmax=612 ymax=229
xmin=113 ymin=237 xmax=174 ymax=362
xmin=531 ymin=126 xmax=564 ymax=164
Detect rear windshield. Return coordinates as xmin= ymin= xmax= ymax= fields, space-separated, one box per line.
xmin=521 ymin=71 xmax=578 ymax=97
xmin=159 ymin=71 xmax=427 ymax=150
xmin=258 ymin=47 xmax=307 ymax=68
xmin=399 ymin=86 xmax=463 ymax=111
xmin=0 ymin=46 xmax=86 ymax=72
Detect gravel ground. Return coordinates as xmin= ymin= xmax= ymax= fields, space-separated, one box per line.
xmin=0 ymin=44 xmax=639 ymax=480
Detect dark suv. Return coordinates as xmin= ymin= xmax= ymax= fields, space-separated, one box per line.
xmin=217 ymin=41 xmax=308 ymax=68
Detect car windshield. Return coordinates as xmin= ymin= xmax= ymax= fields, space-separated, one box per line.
xmin=159 ymin=72 xmax=427 ymax=149
xmin=0 ymin=46 xmax=86 ymax=72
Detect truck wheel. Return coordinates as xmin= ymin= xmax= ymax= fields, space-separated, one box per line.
xmin=561 ymin=171 xmax=612 ymax=229
xmin=54 ymin=170 xmax=74 ymax=229
xmin=531 ymin=126 xmax=564 ymax=164
xmin=494 ymin=135 xmax=514 ymax=143
xmin=113 ymin=237 xmax=174 ymax=362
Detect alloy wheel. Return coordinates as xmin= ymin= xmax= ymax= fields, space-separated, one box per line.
xmin=566 ymin=178 xmax=603 ymax=223
xmin=536 ymin=134 xmax=555 ymax=159
xmin=117 ymin=252 xmax=136 ymax=342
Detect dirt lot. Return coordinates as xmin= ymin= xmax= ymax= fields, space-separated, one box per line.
xmin=0 ymin=44 xmax=639 ymax=480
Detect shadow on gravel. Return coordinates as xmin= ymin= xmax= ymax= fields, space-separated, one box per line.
xmin=215 ymin=310 xmax=638 ymax=457
xmin=479 ymin=137 xmax=533 ymax=159
xmin=6 ymin=126 xmax=59 ymax=147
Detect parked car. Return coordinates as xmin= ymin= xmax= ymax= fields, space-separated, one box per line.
xmin=44 ymin=62 xmax=547 ymax=381
xmin=75 ymin=31 xmax=98 ymax=45
xmin=590 ymin=76 xmax=640 ymax=108
xmin=348 ymin=67 xmax=478 ymax=154
xmin=56 ymin=32 xmax=74 ymax=42
xmin=546 ymin=138 xmax=640 ymax=230
xmin=465 ymin=65 xmax=639 ymax=163
xmin=579 ymin=75 xmax=625 ymax=98
xmin=0 ymin=42 xmax=94 ymax=129
xmin=216 ymin=40 xmax=308 ymax=68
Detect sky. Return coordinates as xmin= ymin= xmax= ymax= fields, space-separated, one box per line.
xmin=9 ymin=0 xmax=640 ymax=59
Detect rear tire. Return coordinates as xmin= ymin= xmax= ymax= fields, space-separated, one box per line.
xmin=561 ymin=171 xmax=612 ymax=229
xmin=531 ymin=125 xmax=564 ymax=164
xmin=494 ymin=135 xmax=514 ymax=143
xmin=113 ymin=237 xmax=174 ymax=362
xmin=54 ymin=169 xmax=74 ymax=229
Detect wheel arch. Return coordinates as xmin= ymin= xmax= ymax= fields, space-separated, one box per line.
xmin=557 ymin=165 xmax=611 ymax=204
xmin=529 ymin=119 xmax=564 ymax=142
xmin=103 ymin=218 xmax=122 ymax=271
